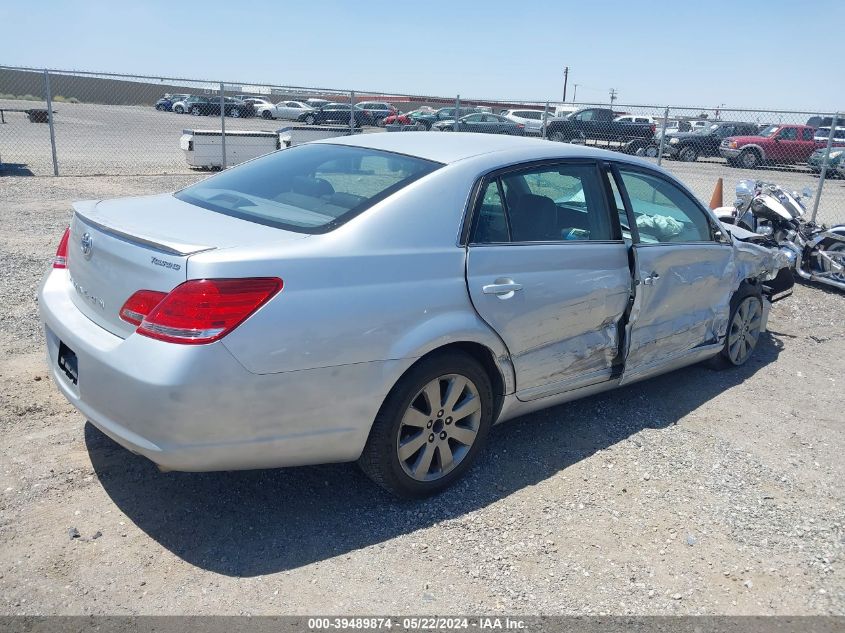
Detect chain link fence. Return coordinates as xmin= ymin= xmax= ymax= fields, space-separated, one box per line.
xmin=1 ymin=66 xmax=842 ymax=224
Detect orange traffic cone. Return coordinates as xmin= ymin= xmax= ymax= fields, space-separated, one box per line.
xmin=709 ymin=177 xmax=724 ymax=209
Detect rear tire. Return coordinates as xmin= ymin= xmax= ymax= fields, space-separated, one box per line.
xmin=262 ymin=110 xmax=273 ymax=119
xmin=174 ymin=105 xmax=184 ymax=114
xmin=707 ymin=284 xmax=763 ymax=369
xmin=358 ymin=351 xmax=494 ymax=498
xmin=304 ymin=114 xmax=316 ymax=125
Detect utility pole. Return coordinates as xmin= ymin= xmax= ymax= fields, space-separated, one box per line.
xmin=572 ymin=84 xmax=579 ymax=103
xmin=562 ymin=66 xmax=569 ymax=102
xmin=609 ymin=88 xmax=617 ymax=107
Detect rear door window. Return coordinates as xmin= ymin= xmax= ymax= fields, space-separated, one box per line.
xmin=472 ymin=163 xmax=614 ymax=243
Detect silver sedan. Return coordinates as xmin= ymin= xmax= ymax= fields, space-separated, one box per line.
xmin=38 ymin=134 xmax=790 ymax=497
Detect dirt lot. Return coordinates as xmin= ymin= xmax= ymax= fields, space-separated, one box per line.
xmin=0 ymin=175 xmax=843 ymax=616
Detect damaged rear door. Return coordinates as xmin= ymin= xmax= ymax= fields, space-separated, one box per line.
xmin=608 ymin=165 xmax=735 ymax=383
xmin=465 ymin=160 xmax=631 ymax=400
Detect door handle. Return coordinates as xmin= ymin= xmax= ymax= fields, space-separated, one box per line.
xmin=482 ymin=280 xmax=524 ymax=296
xmin=642 ymin=272 xmax=661 ymax=285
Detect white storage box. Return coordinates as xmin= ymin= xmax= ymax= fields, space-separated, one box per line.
xmin=180 ymin=129 xmax=281 ymax=169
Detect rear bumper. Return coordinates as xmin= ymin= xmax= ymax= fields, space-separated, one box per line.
xmin=38 ymin=269 xmax=408 ymax=472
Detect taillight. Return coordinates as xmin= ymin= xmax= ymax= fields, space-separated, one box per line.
xmin=131 ymin=278 xmax=283 ymax=345
xmin=119 ymin=290 xmax=168 ymax=326
xmin=53 ymin=228 xmax=70 ymax=269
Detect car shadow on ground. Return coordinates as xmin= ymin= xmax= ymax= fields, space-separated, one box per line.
xmin=87 ymin=333 xmax=784 ymax=577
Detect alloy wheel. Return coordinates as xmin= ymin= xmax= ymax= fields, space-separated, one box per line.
xmin=396 ymin=374 xmax=482 ymax=482
xmin=819 ymin=243 xmax=845 ymax=283
xmin=727 ymin=297 xmax=762 ymax=365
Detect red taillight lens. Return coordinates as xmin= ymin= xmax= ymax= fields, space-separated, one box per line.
xmin=119 ymin=290 xmax=168 ymax=326
xmin=135 ymin=278 xmax=283 ymax=345
xmin=53 ymin=228 xmax=70 ymax=269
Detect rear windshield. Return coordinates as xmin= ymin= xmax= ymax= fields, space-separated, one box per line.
xmin=175 ymin=144 xmax=441 ymax=234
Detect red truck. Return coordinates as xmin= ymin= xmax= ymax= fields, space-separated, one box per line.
xmin=719 ymin=124 xmax=823 ymax=168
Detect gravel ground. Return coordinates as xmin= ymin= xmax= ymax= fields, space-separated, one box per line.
xmin=0 ymin=175 xmax=843 ymax=616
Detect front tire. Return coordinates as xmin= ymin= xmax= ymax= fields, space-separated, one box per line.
xmin=174 ymin=105 xmax=184 ymax=114
xmin=678 ymin=146 xmax=698 ymax=162
xmin=709 ymin=285 xmax=763 ymax=369
xmin=191 ymin=106 xmax=201 ymax=116
xmin=643 ymin=144 xmax=660 ymax=158
xmin=739 ymin=149 xmax=761 ymax=169
xmin=358 ymin=351 xmax=494 ymax=498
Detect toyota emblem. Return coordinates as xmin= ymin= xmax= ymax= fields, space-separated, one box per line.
xmin=80 ymin=232 xmax=93 ymax=258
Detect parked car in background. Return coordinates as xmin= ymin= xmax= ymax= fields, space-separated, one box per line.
xmin=554 ymin=105 xmax=579 ymax=117
xmin=234 ymin=95 xmax=265 ymax=102
xmin=720 ymin=124 xmax=823 ymax=168
xmin=415 ymin=107 xmax=481 ymax=130
xmin=382 ymin=107 xmax=436 ymax=126
xmin=614 ymin=115 xmax=657 ymax=124
xmin=502 ymin=109 xmax=555 ymax=136
xmin=813 ymin=126 xmax=845 ymax=143
xmin=39 ymin=134 xmax=790 ymax=497
xmin=298 ymin=103 xmax=370 ymax=126
xmin=545 ymin=107 xmax=655 ymax=153
xmin=180 ymin=96 xmax=255 ymax=118
xmin=433 ymin=113 xmax=525 ymax=135
xmin=257 ymin=100 xmax=314 ymax=120
xmin=661 ymin=121 xmax=760 ymax=162
xmin=808 ymin=146 xmax=845 ymax=174
xmin=357 ymin=102 xmax=397 ymax=126
xmin=688 ymin=120 xmax=711 ymax=131
xmin=155 ymin=94 xmax=190 ymax=112
xmin=171 ymin=96 xmax=194 ymax=114
xmin=306 ymin=98 xmax=331 ymax=109
xmin=240 ymin=97 xmax=274 ymax=111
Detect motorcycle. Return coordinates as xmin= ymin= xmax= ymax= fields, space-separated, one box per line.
xmin=714 ymin=180 xmax=845 ymax=292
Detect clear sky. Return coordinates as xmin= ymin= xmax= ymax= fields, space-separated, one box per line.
xmin=2 ymin=0 xmax=843 ymax=111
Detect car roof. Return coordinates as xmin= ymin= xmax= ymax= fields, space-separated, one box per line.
xmin=314 ymin=131 xmax=656 ymax=166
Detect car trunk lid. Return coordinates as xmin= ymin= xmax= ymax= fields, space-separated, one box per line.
xmin=67 ymin=193 xmax=308 ymax=338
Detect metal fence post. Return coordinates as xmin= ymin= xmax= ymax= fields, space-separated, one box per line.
xmin=811 ymin=112 xmax=839 ymax=223
xmin=542 ymin=101 xmax=549 ymax=139
xmin=454 ymin=95 xmax=460 ymax=132
xmin=43 ymin=69 xmax=59 ymax=176
xmin=656 ymin=106 xmax=670 ymax=166
xmin=219 ymin=83 xmax=226 ymax=169
xmin=350 ymin=91 xmax=355 ymax=135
